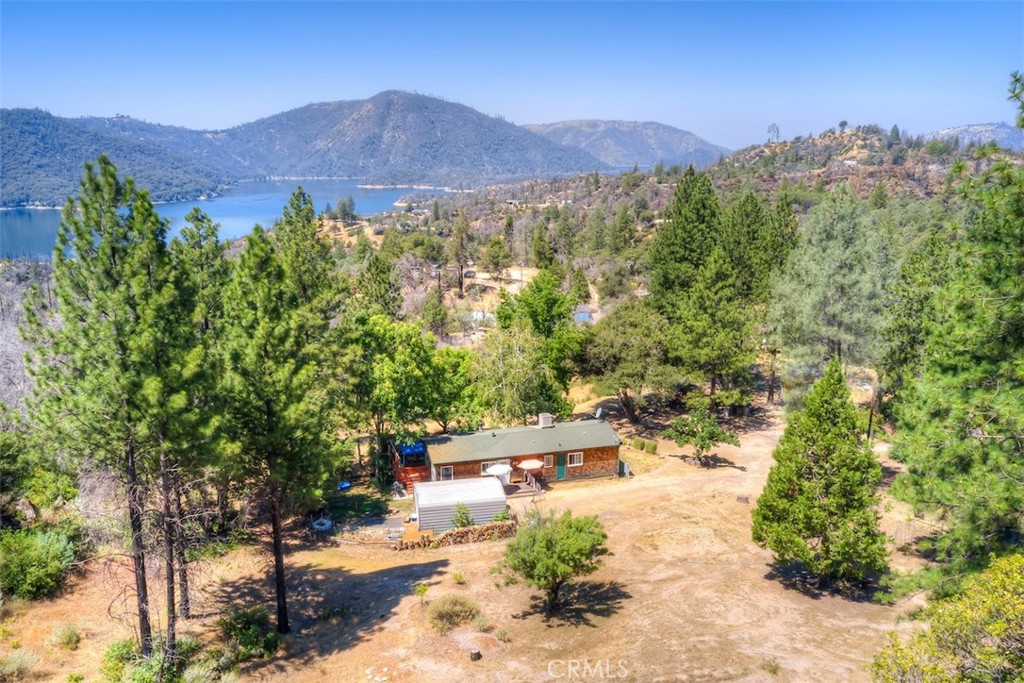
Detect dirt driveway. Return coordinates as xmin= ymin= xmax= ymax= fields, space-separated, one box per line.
xmin=238 ymin=405 xmax=919 ymax=683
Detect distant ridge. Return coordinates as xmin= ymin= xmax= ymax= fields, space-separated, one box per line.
xmin=524 ymin=119 xmax=729 ymax=169
xmin=1 ymin=92 xmax=609 ymax=207
xmin=0 ymin=109 xmax=227 ymax=208
xmin=922 ymin=122 xmax=1024 ymax=151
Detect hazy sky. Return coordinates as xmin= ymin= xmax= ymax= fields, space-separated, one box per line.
xmin=2 ymin=1 xmax=1021 ymax=149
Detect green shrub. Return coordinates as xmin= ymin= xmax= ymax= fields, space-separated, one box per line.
xmin=127 ymin=652 xmax=165 ymax=683
xmin=217 ymin=606 xmax=279 ymax=662
xmin=68 ymin=675 xmax=85 ymax=683
xmin=427 ymin=594 xmax=481 ymax=633
xmin=452 ymin=503 xmax=474 ymax=528
xmin=0 ymin=528 xmax=76 ymax=599
xmin=47 ymin=623 xmax=81 ymax=651
xmin=451 ymin=572 xmax=467 ymax=585
xmin=632 ymin=438 xmax=646 ymax=451
xmin=101 ymin=639 xmax=138 ymax=683
xmin=412 ymin=583 xmax=429 ymax=604
xmin=491 ymin=509 xmax=511 ymax=522
xmin=0 ymin=649 xmax=39 ymax=682
xmin=644 ymin=440 xmax=657 ymax=454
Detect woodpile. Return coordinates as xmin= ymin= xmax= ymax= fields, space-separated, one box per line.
xmin=394 ymin=520 xmax=517 ymax=551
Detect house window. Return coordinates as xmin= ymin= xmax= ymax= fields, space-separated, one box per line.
xmin=481 ymin=459 xmax=511 ymax=475
xmin=440 ymin=466 xmax=454 ymax=481
xmin=568 ymin=452 xmax=584 ymax=467
xmin=544 ymin=454 xmax=553 ymax=468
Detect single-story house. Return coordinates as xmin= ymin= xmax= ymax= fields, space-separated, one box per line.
xmin=392 ymin=414 xmax=621 ymax=488
xmin=413 ymin=477 xmax=507 ymax=533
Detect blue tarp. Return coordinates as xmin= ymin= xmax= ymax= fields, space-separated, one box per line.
xmin=398 ymin=441 xmax=426 ymax=456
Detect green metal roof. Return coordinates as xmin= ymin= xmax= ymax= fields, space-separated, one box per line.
xmin=424 ymin=420 xmax=621 ymax=465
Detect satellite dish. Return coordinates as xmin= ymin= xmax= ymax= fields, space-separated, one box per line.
xmin=595 ymin=407 xmax=603 ymax=420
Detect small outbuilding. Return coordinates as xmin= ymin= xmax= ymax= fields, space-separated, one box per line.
xmin=413 ymin=477 xmax=507 ymax=533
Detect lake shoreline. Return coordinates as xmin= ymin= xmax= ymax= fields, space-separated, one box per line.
xmin=1 ymin=178 xmax=450 ymax=259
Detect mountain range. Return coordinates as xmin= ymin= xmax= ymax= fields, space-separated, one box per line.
xmin=922 ymin=122 xmax=1024 ymax=151
xmin=2 ymin=90 xmax=1020 ymax=208
xmin=524 ymin=119 xmax=730 ymax=169
xmin=1 ymin=92 xmax=732 ymax=208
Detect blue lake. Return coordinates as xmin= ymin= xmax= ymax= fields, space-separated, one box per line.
xmin=0 ymin=179 xmax=444 ymax=259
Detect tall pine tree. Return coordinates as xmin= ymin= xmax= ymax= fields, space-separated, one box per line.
xmin=670 ymin=248 xmax=755 ymax=406
xmin=649 ymin=167 xmax=721 ymax=315
xmin=22 ymin=157 xmax=175 ymax=655
xmin=220 ymin=226 xmax=338 ymax=634
xmin=891 ymin=76 xmax=1024 ymax=583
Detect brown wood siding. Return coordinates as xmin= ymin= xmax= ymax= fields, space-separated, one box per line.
xmin=436 ymin=445 xmax=620 ymax=481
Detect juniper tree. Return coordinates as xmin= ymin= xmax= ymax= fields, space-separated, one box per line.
xmin=504 ymin=510 xmax=610 ymax=613
xmin=751 ymin=359 xmax=888 ymax=590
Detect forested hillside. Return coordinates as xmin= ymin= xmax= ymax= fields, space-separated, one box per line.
xmin=1 ymin=92 xmax=608 ymax=207
xmin=0 ymin=109 xmax=228 ymax=207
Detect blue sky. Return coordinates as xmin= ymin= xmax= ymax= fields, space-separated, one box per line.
xmin=1 ymin=1 xmax=1021 ymax=149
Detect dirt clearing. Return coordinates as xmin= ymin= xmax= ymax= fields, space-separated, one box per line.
xmin=4 ymin=403 xmax=925 ymax=682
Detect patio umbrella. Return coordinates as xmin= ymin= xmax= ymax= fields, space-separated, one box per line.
xmin=485 ymin=463 xmax=513 ymax=476
xmin=517 ymin=459 xmax=545 ymax=470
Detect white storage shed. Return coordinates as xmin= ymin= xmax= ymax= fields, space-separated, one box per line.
xmin=413 ymin=477 xmax=507 ymax=533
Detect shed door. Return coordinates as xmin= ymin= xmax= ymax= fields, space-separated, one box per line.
xmin=556 ymin=453 xmax=566 ymax=480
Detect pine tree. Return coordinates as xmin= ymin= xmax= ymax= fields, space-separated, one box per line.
xmin=891 ymin=78 xmax=1024 ymax=581
xmin=22 ymin=157 xmax=174 ymax=655
xmin=649 ymin=167 xmax=721 ymax=316
xmin=879 ymin=232 xmax=954 ymax=402
xmin=446 ymin=211 xmax=473 ymax=297
xmin=531 ymin=221 xmax=555 ymax=269
xmin=220 ymin=227 xmax=338 ymax=634
xmin=357 ymin=252 xmax=402 ymax=319
xmin=569 ymin=267 xmax=590 ymax=306
xmin=167 ymin=208 xmax=231 ymax=617
xmin=751 ymin=359 xmax=888 ymax=590
xmin=670 ymin=248 xmax=755 ymax=406
xmin=767 ymin=183 xmax=894 ymax=398
xmin=607 ymin=204 xmax=635 ymax=254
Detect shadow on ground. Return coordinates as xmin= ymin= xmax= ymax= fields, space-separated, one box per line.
xmin=763 ymin=563 xmax=885 ymax=603
xmin=512 ymin=580 xmax=631 ymax=628
xmin=210 ymin=555 xmax=450 ymax=675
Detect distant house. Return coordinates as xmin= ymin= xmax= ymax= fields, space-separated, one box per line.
xmin=391 ymin=414 xmax=621 ymax=489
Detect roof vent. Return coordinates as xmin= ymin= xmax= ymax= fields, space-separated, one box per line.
xmin=538 ymin=413 xmax=554 ymax=428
